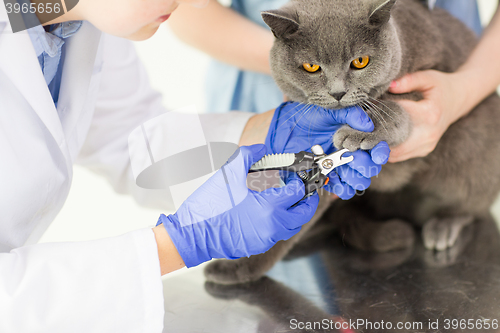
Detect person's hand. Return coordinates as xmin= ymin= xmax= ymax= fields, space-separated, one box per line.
xmin=156 ymin=144 xmax=319 ymax=268
xmin=388 ymin=70 xmax=469 ymax=162
xmin=266 ymin=101 xmax=390 ymax=199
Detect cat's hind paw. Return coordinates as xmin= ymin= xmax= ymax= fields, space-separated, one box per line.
xmin=422 ymin=216 xmax=474 ymax=251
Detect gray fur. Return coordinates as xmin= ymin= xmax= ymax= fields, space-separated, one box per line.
xmin=205 ymin=0 xmax=500 ymax=284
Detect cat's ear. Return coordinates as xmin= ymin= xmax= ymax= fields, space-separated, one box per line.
xmin=369 ymin=0 xmax=396 ymax=26
xmin=261 ymin=10 xmax=299 ymax=39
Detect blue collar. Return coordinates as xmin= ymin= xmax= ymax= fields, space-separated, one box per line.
xmin=27 ymin=21 xmax=82 ymax=58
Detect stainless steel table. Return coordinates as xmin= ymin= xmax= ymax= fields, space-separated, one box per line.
xmin=162 ymin=215 xmax=500 ymax=332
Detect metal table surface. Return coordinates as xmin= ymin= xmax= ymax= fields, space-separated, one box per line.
xmin=161 ymin=214 xmax=500 ymax=333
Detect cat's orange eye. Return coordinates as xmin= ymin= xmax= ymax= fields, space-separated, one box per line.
xmin=351 ymin=56 xmax=370 ymax=69
xmin=303 ymin=63 xmax=321 ymax=73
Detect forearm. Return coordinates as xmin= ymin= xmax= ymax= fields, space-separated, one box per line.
xmin=153 ymin=225 xmax=185 ymax=275
xmin=239 ymin=109 xmax=274 ymax=146
xmin=453 ymin=8 xmax=500 ymax=118
xmin=153 ymin=110 xmax=273 ymax=275
xmin=153 ymin=108 xmax=272 ymax=275
xmin=168 ymin=0 xmax=273 ymax=74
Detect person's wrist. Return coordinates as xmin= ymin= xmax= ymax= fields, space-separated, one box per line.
xmin=239 ymin=109 xmax=274 ymax=146
xmin=157 ymin=214 xmax=211 ymax=268
xmin=153 ymin=223 xmax=186 ymax=275
xmin=451 ymin=69 xmax=490 ymax=120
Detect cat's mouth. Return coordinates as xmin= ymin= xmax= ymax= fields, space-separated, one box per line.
xmin=306 ymin=94 xmax=350 ymax=109
xmin=306 ymin=95 xmax=393 ymax=126
xmin=306 ymin=88 xmax=387 ymax=111
xmin=306 ymin=90 xmax=372 ymax=110
xmin=306 ymin=97 xmax=358 ymax=110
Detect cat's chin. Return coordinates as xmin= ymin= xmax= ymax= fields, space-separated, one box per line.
xmin=308 ymin=101 xmax=357 ymax=110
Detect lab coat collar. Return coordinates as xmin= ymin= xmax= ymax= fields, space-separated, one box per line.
xmin=0 ymin=11 xmax=101 ymax=171
xmin=0 ymin=18 xmax=65 ymax=147
xmin=57 ymin=21 xmax=101 ymax=147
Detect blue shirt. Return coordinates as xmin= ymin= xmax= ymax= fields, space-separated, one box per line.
xmin=27 ymin=21 xmax=82 ymax=105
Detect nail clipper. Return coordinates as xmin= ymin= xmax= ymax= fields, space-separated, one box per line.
xmin=249 ymin=145 xmax=354 ymax=197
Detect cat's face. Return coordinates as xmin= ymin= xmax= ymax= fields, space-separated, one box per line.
xmin=263 ymin=0 xmax=401 ymax=109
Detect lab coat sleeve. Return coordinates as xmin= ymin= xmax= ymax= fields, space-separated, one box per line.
xmin=0 ymin=228 xmax=164 ymax=332
xmin=76 ymin=33 xmax=254 ymax=211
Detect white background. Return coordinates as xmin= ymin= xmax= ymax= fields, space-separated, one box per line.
xmin=40 ymin=1 xmax=500 ymax=263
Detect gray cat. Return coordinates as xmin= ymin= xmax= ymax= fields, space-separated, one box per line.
xmin=205 ymin=0 xmax=500 ymax=284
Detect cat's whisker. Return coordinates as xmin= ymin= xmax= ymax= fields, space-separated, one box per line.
xmin=365 ymin=99 xmax=392 ymax=128
xmin=373 ymin=105 xmax=392 ymax=131
xmin=307 ymin=105 xmax=321 ymax=147
xmin=363 ymin=100 xmax=389 ymax=135
xmin=368 ymin=97 xmax=396 ymax=122
xmin=368 ymin=97 xmax=394 ymax=117
xmin=275 ymin=103 xmax=311 ymax=131
xmin=288 ymin=104 xmax=315 ymax=139
xmin=358 ymin=101 xmax=370 ymax=112
xmin=285 ymin=104 xmax=314 ymax=131
xmin=369 ymin=107 xmax=390 ymax=135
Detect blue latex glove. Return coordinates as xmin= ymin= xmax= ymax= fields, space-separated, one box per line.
xmin=156 ymin=144 xmax=319 ymax=268
xmin=266 ymin=101 xmax=391 ymax=199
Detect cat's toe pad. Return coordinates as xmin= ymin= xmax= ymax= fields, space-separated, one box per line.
xmin=333 ymin=126 xmax=380 ymax=151
xmin=422 ymin=216 xmax=474 ymax=251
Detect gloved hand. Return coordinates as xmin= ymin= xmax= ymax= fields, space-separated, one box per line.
xmin=156 ymin=144 xmax=319 ymax=268
xmin=266 ymin=101 xmax=391 ymax=199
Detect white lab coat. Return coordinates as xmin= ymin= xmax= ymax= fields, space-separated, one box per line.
xmin=0 ymin=6 xmax=253 ymax=332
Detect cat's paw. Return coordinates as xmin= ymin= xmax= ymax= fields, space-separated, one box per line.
xmin=422 ymin=216 xmax=474 ymax=251
xmin=369 ymin=219 xmax=415 ymax=252
xmin=333 ymin=125 xmax=382 ymax=151
xmin=204 ymin=258 xmax=261 ymax=285
xmin=204 ymin=278 xmax=266 ymax=301
xmin=348 ymin=246 xmax=414 ymax=271
xmin=343 ymin=218 xmax=415 ymax=252
xmin=204 ymin=281 xmax=250 ymax=301
xmin=422 ymin=223 xmax=474 ymax=267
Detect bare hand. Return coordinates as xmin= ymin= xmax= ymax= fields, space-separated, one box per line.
xmin=387 ymin=70 xmax=468 ymax=163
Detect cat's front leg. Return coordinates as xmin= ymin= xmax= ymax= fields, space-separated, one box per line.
xmin=204 ymin=192 xmax=334 ymax=284
xmin=333 ymin=99 xmax=411 ymax=151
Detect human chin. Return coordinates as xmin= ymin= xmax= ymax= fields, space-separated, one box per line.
xmin=125 ymin=24 xmax=160 ymax=41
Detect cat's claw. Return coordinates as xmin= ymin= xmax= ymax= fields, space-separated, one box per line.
xmin=422 ymin=216 xmax=474 ymax=251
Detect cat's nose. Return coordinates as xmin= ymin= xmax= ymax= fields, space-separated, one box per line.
xmin=329 ymin=91 xmax=347 ymax=101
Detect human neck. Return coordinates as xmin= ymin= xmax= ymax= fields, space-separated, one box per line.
xmin=29 ymin=0 xmax=84 ymax=25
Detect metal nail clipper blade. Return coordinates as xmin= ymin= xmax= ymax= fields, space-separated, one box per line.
xmin=316 ymin=148 xmax=354 ymax=176
xmin=249 ymin=145 xmax=355 ymax=202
